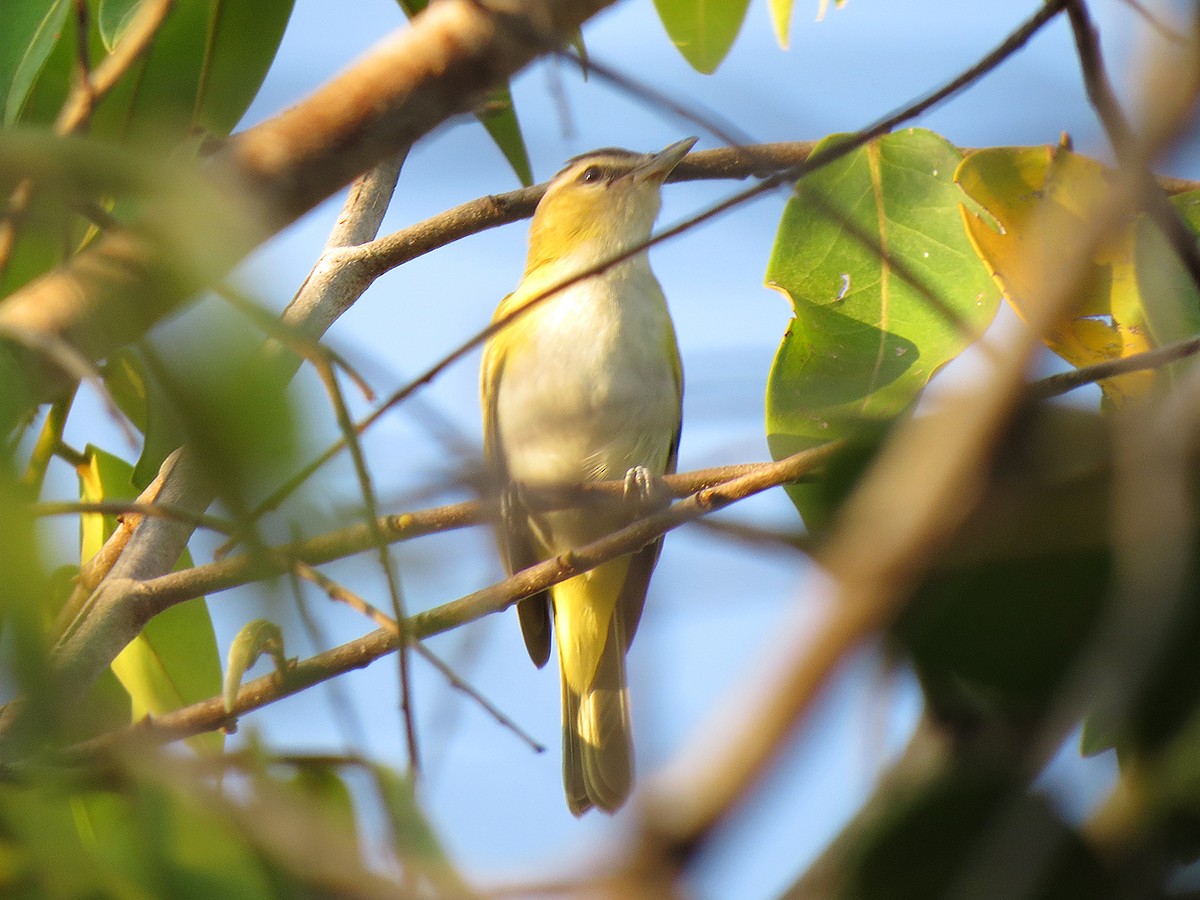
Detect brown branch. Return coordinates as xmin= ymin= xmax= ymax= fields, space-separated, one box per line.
xmin=136 ymin=455 xmax=826 ymax=613
xmin=0 ymin=0 xmax=622 ymax=759
xmin=57 ymin=442 xmax=841 ymax=755
xmin=308 ymin=353 xmax=422 ymax=774
xmin=1027 ymin=333 xmax=1200 ymax=400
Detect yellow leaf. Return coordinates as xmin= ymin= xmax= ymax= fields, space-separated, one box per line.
xmin=957 ymin=146 xmax=1153 ymax=406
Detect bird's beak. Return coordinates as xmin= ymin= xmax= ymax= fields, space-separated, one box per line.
xmin=633 ymin=137 xmax=699 ymax=183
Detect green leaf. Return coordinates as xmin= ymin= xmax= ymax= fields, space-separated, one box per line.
xmin=370 ymin=763 xmax=471 ymax=892
xmin=97 ymin=0 xmax=142 ymax=51
xmin=478 ymin=87 xmax=533 ymax=187
xmin=392 ymin=0 xmax=532 ymax=186
xmin=78 ymin=446 xmax=223 ymax=754
xmin=287 ymin=763 xmax=358 ymax=849
xmin=101 ymin=348 xmax=186 ymax=489
xmin=145 ymin=320 xmax=299 ymax=522
xmin=223 ymin=619 xmax=286 ymax=712
xmin=653 ymin=0 xmax=751 ymax=74
xmin=1134 ymin=189 xmax=1200 ymax=351
xmin=764 ymin=129 xmax=1000 ymax=528
xmin=193 ymin=0 xmax=296 ymax=136
xmin=3 ymin=0 xmax=71 ymax=125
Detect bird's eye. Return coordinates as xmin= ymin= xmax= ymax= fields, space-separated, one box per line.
xmin=578 ymin=166 xmax=604 ymax=184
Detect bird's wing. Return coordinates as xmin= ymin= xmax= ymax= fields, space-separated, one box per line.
xmin=617 ymin=321 xmax=684 ymax=650
xmin=482 ymin=304 xmax=554 ymax=668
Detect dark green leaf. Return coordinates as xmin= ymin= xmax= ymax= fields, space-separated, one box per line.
xmin=393 ymin=0 xmax=532 ymax=185
xmin=193 ymin=0 xmax=296 ymax=136
xmin=478 ymin=87 xmax=533 ymax=187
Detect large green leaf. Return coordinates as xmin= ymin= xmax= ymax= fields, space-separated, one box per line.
xmin=764 ymin=129 xmax=1000 ymax=528
xmin=78 ymin=446 xmax=222 ymax=754
xmin=653 ymin=0 xmax=751 ymax=74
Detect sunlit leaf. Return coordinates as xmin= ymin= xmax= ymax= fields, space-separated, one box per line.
xmin=78 ymin=446 xmax=222 ymax=753
xmin=653 ymin=0 xmax=751 ymax=73
xmin=769 ymin=0 xmax=792 ymax=49
xmin=957 ymin=145 xmax=1154 ymax=408
xmin=765 ymin=129 xmax=1000 ymax=528
xmin=223 ymin=619 xmax=286 ymax=712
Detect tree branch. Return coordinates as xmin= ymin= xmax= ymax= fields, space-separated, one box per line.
xmin=57 ymin=442 xmax=841 ymax=755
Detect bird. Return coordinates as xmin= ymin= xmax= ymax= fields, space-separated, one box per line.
xmin=481 ymin=137 xmax=695 ymax=815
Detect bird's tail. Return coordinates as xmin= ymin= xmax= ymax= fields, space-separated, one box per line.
xmin=559 ymin=589 xmax=634 ymax=816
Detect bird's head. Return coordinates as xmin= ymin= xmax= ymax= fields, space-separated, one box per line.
xmin=525 ymin=137 xmax=697 ymax=273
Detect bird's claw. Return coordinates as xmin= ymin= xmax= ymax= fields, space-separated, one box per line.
xmin=623 ymin=465 xmax=664 ymax=512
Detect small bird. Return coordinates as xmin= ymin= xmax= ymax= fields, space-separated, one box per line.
xmin=481 ymin=138 xmax=695 ymax=815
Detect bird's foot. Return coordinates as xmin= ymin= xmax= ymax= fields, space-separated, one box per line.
xmin=623 ymin=465 xmax=667 ymax=513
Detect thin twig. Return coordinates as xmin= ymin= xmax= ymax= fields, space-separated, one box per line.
xmin=1027 ymin=333 xmax=1200 ymax=400
xmin=294 ymin=562 xmax=543 ymax=753
xmin=309 ymin=354 xmax=422 ymax=776
xmin=1065 ymin=0 xmax=1200 ymax=300
xmin=30 ymin=499 xmax=235 ymax=535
